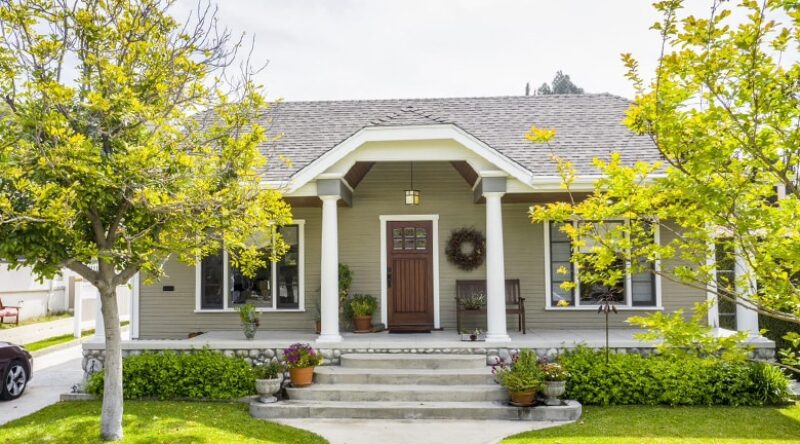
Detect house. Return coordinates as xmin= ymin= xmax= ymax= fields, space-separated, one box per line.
xmin=130 ymin=94 xmax=763 ymax=343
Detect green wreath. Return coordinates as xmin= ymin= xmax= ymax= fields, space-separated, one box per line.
xmin=445 ymin=228 xmax=486 ymax=271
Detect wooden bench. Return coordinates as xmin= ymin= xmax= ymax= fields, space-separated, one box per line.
xmin=455 ymin=279 xmax=526 ymax=334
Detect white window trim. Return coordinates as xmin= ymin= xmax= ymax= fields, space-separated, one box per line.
xmin=543 ymin=220 xmax=663 ymax=311
xmin=194 ymin=220 xmax=305 ymax=313
xmin=379 ymin=214 xmax=440 ymax=329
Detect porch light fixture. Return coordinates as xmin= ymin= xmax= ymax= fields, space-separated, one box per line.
xmin=405 ymin=162 xmax=420 ymax=205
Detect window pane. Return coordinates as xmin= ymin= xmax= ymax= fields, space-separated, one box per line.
xmin=229 ymin=253 xmax=272 ymax=309
xmin=276 ymin=225 xmax=300 ymax=309
xmin=416 ymin=238 xmax=427 ymax=250
xmin=551 ymin=242 xmax=571 ymax=262
xmin=550 ymin=223 xmax=570 ymax=242
xmin=549 ymin=222 xmax=574 ymax=306
xmin=200 ymin=252 xmax=224 ymax=309
xmin=404 ymin=227 xmax=415 ymax=238
xmin=416 ymin=228 xmax=426 ymax=239
xmin=404 ymin=238 xmax=415 ymax=250
xmin=393 ymin=238 xmax=403 ymax=250
xmin=579 ymin=255 xmax=625 ymax=305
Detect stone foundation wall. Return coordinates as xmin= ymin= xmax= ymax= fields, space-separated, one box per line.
xmin=81 ymin=343 xmax=775 ymax=379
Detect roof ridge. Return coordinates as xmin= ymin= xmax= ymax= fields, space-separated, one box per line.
xmin=272 ymin=92 xmax=629 ymax=106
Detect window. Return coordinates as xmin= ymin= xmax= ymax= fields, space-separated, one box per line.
xmin=545 ymin=220 xmax=660 ymax=309
xmin=714 ymin=241 xmax=737 ymax=329
xmin=197 ymin=222 xmax=304 ymax=311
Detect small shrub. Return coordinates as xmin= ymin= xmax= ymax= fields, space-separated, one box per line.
xmin=493 ymin=350 xmax=544 ymax=392
xmin=345 ymin=294 xmax=377 ymax=318
xmin=86 ymin=349 xmax=255 ymax=400
xmin=254 ymin=361 xmax=285 ymax=379
xmin=559 ymin=346 xmax=791 ymax=406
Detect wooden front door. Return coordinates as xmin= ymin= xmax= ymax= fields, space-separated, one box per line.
xmin=387 ymin=220 xmax=434 ymax=332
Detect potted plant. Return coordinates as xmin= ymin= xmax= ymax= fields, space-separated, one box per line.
xmin=254 ymin=361 xmax=285 ymax=403
xmin=493 ymin=349 xmax=544 ymax=406
xmin=540 ymin=362 xmax=570 ymax=406
xmin=283 ymin=343 xmax=323 ymax=387
xmin=346 ymin=293 xmax=377 ymax=333
xmin=237 ymin=303 xmax=259 ymax=340
xmin=460 ymin=328 xmax=484 ymax=342
xmin=462 ymin=291 xmax=486 ymax=310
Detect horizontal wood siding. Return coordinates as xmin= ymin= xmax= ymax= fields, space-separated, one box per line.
xmin=139 ymin=162 xmax=706 ymax=338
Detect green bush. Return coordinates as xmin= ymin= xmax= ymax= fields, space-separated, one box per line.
xmin=86 ymin=349 xmax=255 ymax=400
xmin=560 ymin=347 xmax=791 ymax=406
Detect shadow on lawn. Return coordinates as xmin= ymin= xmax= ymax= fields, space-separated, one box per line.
xmin=504 ymin=405 xmax=800 ymax=442
xmin=0 ymin=401 xmax=326 ymax=444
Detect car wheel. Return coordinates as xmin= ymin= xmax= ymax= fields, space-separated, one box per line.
xmin=1 ymin=360 xmax=28 ymax=400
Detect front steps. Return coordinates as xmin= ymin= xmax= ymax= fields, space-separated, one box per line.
xmin=250 ymin=353 xmax=582 ymax=421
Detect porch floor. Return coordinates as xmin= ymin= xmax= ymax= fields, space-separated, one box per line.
xmin=187 ymin=328 xmax=654 ymax=349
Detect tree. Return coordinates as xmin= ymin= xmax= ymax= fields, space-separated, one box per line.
xmin=528 ymin=0 xmax=800 ymax=371
xmin=0 ymin=0 xmax=291 ymax=439
xmin=536 ymin=70 xmax=585 ymax=95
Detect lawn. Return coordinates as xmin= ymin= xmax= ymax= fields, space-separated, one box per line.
xmin=0 ymin=401 xmax=327 ymax=444
xmin=23 ymin=321 xmax=129 ymax=351
xmin=503 ymin=405 xmax=800 ymax=444
xmin=0 ymin=311 xmax=71 ymax=330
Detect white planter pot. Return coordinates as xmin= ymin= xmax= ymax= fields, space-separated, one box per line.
xmin=543 ymin=380 xmax=566 ymax=406
xmin=255 ymin=375 xmax=283 ymax=403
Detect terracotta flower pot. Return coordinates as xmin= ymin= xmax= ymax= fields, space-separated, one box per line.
xmin=509 ymin=390 xmax=536 ymax=407
xmin=289 ymin=366 xmax=315 ymax=387
xmin=353 ymin=315 xmax=372 ymax=333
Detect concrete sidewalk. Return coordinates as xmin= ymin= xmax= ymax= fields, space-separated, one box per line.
xmin=0 ymin=317 xmax=92 ymax=345
xmin=276 ymin=418 xmax=564 ymax=444
xmin=0 ymin=343 xmax=83 ymax=425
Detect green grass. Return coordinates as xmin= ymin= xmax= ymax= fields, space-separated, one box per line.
xmin=502 ymin=405 xmax=800 ymax=444
xmin=0 ymin=311 xmax=71 ymax=329
xmin=0 ymin=401 xmax=327 ymax=444
xmin=23 ymin=320 xmax=130 ymax=352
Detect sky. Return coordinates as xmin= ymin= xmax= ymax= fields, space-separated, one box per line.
xmin=174 ymin=1 xmax=718 ymax=102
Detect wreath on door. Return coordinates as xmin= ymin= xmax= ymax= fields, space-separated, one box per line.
xmin=445 ymin=228 xmax=486 ymax=271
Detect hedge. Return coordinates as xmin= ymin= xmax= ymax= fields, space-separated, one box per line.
xmin=86 ymin=349 xmax=255 ymax=400
xmin=559 ymin=347 xmax=791 ymax=406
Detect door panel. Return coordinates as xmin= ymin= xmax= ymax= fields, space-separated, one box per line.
xmin=387 ymin=220 xmax=434 ymax=331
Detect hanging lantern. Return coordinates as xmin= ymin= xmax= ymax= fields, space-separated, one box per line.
xmin=405 ymin=162 xmax=420 ymax=205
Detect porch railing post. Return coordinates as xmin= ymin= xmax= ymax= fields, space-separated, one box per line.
xmin=484 ymin=191 xmax=511 ymax=342
xmin=318 ymin=195 xmax=342 ymax=342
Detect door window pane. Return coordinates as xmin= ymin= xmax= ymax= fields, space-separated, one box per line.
xmin=200 ymin=252 xmax=224 ymax=309
xmin=277 ymin=225 xmax=300 ymax=309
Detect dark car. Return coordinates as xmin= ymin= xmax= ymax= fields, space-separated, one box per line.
xmin=0 ymin=342 xmax=33 ymax=400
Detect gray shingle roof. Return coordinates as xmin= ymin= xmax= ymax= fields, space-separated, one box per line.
xmin=259 ymin=93 xmax=659 ymax=183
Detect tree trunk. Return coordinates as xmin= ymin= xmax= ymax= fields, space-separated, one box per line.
xmin=99 ymin=284 xmax=123 ymax=441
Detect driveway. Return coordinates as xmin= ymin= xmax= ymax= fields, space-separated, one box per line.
xmin=0 ymin=343 xmax=83 ymax=425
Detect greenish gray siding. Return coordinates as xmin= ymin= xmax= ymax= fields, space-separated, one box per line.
xmin=139 ymin=162 xmax=706 ymax=338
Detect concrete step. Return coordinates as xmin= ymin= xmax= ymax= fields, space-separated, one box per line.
xmin=314 ymin=366 xmax=497 ymax=385
xmin=286 ymin=383 xmax=508 ymax=402
xmin=251 ymin=400 xmax=582 ymax=421
xmin=340 ymin=353 xmax=486 ymax=370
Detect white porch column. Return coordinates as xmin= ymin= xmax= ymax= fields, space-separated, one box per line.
xmin=484 ymin=191 xmax=510 ymax=342
xmin=318 ymin=195 xmax=342 ymax=342
xmin=734 ymin=244 xmax=759 ymax=336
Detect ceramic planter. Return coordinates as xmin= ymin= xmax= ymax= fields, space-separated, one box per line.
xmin=289 ymin=366 xmax=315 ymax=387
xmin=543 ymin=381 xmax=566 ymax=406
xmin=255 ymin=375 xmax=283 ymax=403
xmin=242 ymin=321 xmax=257 ymax=340
xmin=509 ymin=389 xmax=536 ymax=407
xmin=353 ymin=315 xmax=372 ymax=333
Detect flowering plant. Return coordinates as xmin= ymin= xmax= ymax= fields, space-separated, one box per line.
xmin=462 ymin=291 xmax=486 ymax=310
xmin=283 ymin=343 xmax=323 ymax=369
xmin=492 ymin=349 xmax=544 ymax=392
xmin=540 ymin=362 xmax=570 ymax=382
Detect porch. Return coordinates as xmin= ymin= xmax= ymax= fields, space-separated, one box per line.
xmin=81 ymin=327 xmax=776 ymax=374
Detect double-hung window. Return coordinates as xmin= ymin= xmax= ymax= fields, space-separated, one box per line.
xmin=545 ymin=220 xmax=660 ymax=309
xmin=197 ymin=222 xmax=304 ymax=312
